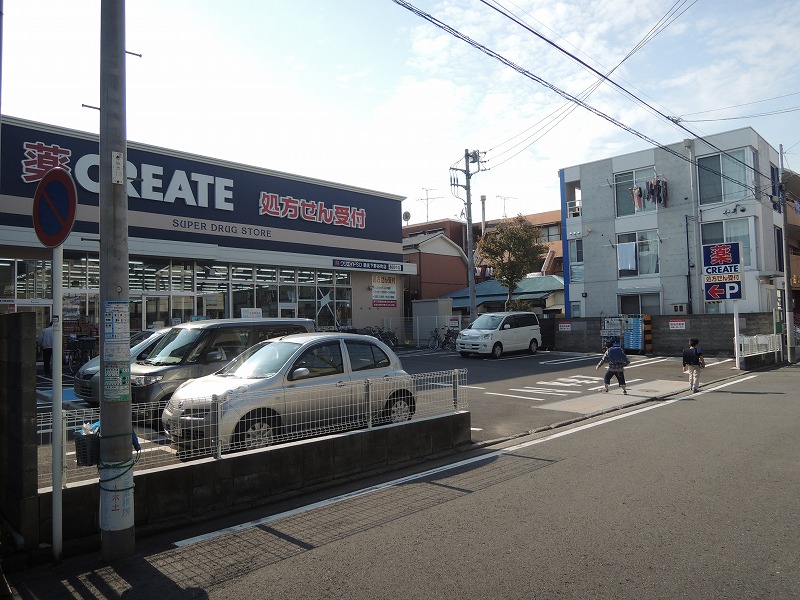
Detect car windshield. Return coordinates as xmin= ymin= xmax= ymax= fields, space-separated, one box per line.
xmin=142 ymin=328 xmax=203 ymax=365
xmin=129 ymin=332 xmax=162 ymax=358
xmin=470 ymin=314 xmax=503 ymax=330
xmin=218 ymin=340 xmax=302 ymax=378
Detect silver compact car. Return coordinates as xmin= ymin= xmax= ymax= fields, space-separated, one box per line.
xmin=162 ymin=332 xmax=415 ymax=452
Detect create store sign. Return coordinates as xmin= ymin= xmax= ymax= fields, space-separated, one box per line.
xmin=702 ymin=242 xmax=744 ymax=301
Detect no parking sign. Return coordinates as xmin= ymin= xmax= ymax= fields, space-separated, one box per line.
xmin=32 ymin=167 xmax=77 ymax=248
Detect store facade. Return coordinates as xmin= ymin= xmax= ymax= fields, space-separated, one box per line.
xmin=0 ymin=116 xmax=414 ymax=336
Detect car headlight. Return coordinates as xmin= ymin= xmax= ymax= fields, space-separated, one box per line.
xmin=479 ymin=333 xmax=491 ymax=340
xmin=131 ymin=374 xmax=163 ymax=387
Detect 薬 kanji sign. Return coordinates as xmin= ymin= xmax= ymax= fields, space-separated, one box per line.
xmin=702 ymin=242 xmax=744 ymax=301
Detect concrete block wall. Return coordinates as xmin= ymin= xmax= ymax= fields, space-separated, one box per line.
xmin=550 ymin=312 xmax=776 ymax=358
xmin=0 ymin=313 xmax=39 ymax=551
xmin=37 ymin=412 xmax=472 ymax=557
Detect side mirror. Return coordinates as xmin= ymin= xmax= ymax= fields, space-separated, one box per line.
xmin=502 ymin=323 xmax=511 ymax=330
xmin=206 ymin=349 xmax=225 ymax=362
xmin=292 ymin=367 xmax=311 ymax=380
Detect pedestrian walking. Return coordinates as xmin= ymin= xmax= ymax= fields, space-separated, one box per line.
xmin=596 ymin=339 xmax=630 ymax=394
xmin=37 ymin=321 xmax=54 ymax=377
xmin=682 ymin=337 xmax=705 ymax=392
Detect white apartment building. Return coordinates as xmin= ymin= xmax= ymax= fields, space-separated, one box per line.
xmin=559 ymin=127 xmax=799 ymax=319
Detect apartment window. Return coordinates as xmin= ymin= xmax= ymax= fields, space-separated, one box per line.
xmin=542 ymin=224 xmax=561 ymax=242
xmin=701 ymin=218 xmax=751 ymax=267
xmin=615 ymin=167 xmax=656 ymax=217
xmin=619 ymin=293 xmax=661 ymax=315
xmin=568 ymin=239 xmax=583 ymax=283
xmin=698 ymin=148 xmax=748 ymax=205
xmin=570 ymin=301 xmax=582 ymax=317
xmin=617 ymin=230 xmax=659 ymax=277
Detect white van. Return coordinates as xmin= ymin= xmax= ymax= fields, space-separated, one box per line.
xmin=456 ymin=311 xmax=541 ymax=358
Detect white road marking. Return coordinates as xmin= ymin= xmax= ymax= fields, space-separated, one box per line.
xmin=174 ymin=374 xmax=758 ymax=548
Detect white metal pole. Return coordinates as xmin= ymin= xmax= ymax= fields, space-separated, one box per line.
xmin=733 ymin=299 xmax=741 ymax=370
xmin=51 ymin=246 xmax=63 ymax=562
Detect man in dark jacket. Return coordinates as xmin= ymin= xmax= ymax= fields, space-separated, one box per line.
xmin=682 ymin=337 xmax=705 ymax=392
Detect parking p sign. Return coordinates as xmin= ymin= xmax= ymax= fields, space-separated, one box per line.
xmin=702 ymin=242 xmax=744 ymax=301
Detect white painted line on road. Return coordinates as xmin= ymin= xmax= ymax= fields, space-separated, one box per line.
xmin=174 ymin=373 xmax=759 ymax=548
xmin=627 ymin=358 xmax=670 ymax=368
xmin=540 ymin=356 xmax=597 ymax=365
xmin=484 ymin=392 xmax=547 ymax=401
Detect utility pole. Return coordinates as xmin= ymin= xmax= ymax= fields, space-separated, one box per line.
xmin=450 ymin=150 xmax=482 ymax=322
xmin=779 ymin=144 xmax=796 ymax=362
xmin=418 ymin=187 xmax=443 ymax=222
xmin=99 ymin=0 xmax=134 ymax=559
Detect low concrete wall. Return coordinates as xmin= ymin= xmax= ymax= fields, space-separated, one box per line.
xmin=38 ymin=412 xmax=472 ymax=557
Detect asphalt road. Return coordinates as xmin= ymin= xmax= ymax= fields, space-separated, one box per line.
xmin=10 ymin=358 xmax=799 ymax=599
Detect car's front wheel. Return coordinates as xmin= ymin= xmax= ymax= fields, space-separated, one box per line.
xmin=383 ymin=393 xmax=414 ymax=423
xmin=233 ymin=410 xmax=279 ymax=449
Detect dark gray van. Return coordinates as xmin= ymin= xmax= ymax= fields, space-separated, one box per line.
xmin=130 ymin=318 xmax=315 ymax=414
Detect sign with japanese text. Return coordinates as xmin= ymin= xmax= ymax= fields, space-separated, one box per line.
xmin=371 ymin=274 xmax=397 ymax=307
xmin=702 ymin=242 xmax=744 ymax=301
xmin=669 ymin=319 xmax=686 ymax=330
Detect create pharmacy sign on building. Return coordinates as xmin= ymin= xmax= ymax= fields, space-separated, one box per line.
xmin=702 ymin=242 xmax=744 ymax=301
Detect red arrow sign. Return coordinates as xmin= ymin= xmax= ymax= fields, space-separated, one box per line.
xmin=707 ymin=284 xmax=725 ymax=299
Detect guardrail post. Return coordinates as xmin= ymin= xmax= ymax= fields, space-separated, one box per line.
xmin=452 ymin=369 xmax=459 ymax=410
xmin=365 ymin=380 xmax=372 ymax=428
xmin=211 ymin=394 xmax=222 ymax=460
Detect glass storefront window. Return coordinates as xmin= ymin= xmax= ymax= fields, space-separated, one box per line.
xmin=16 ymin=259 xmax=50 ymax=299
xmin=171 ymin=260 xmax=194 ymax=292
xmin=129 ymin=260 xmax=145 ymax=291
xmin=231 ymin=264 xmax=254 ymax=282
xmin=171 ymin=295 xmax=195 ymax=324
xmin=316 ymin=286 xmax=336 ymax=330
xmin=317 ymin=270 xmax=334 ymax=285
xmin=298 ymin=269 xmax=315 ymax=284
xmin=297 ymin=285 xmax=316 ymax=321
xmin=256 ymin=266 xmax=277 ymax=283
xmin=256 ymin=284 xmax=278 ymax=317
xmin=86 ymin=257 xmax=100 ymax=290
xmin=279 ymin=268 xmax=296 ymax=283
xmin=335 ymin=288 xmax=352 ymax=328
xmin=232 ymin=282 xmax=255 ymax=317
xmin=335 ymin=271 xmax=351 ymax=285
xmin=0 ymin=259 xmax=14 ymax=299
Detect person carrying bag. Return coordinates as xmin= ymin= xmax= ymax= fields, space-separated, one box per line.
xmin=596 ymin=340 xmax=630 ymax=394
xmin=682 ymin=337 xmax=705 ymax=392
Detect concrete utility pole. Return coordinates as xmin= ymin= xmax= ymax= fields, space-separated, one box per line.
xmin=450 ymin=150 xmax=482 ymax=322
xmin=779 ymin=144 xmax=796 ymax=363
xmin=99 ymin=0 xmax=134 ymax=559
xmin=418 ymin=188 xmax=443 ymax=222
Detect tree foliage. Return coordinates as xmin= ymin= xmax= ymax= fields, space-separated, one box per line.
xmin=476 ymin=215 xmax=549 ymax=304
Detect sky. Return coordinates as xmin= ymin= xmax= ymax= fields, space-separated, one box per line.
xmin=2 ymin=0 xmax=800 ymax=225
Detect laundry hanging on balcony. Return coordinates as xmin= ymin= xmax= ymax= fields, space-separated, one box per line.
xmin=630 ymin=186 xmax=644 ymax=211
xmin=645 ymin=177 xmax=668 ymax=206
xmin=617 ymin=242 xmax=637 ymax=271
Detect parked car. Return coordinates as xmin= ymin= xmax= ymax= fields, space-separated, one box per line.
xmin=129 ymin=328 xmax=162 ymax=346
xmin=73 ymin=327 xmax=170 ymax=407
xmin=130 ymin=318 xmax=316 ymax=416
xmin=456 ymin=311 xmax=542 ymax=358
xmin=162 ymin=332 xmax=415 ymax=452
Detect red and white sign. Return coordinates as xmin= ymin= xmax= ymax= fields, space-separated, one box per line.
xmin=669 ymin=319 xmax=686 ymax=330
xmin=558 ymin=322 xmax=572 ymax=332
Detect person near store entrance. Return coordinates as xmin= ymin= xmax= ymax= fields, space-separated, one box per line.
xmin=596 ymin=339 xmax=630 ymax=394
xmin=37 ymin=321 xmax=54 ymax=377
xmin=682 ymin=337 xmax=705 ymax=392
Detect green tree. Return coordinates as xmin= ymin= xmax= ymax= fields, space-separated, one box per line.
xmin=476 ymin=215 xmax=549 ymax=306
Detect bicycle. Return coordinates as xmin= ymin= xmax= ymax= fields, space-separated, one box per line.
xmin=442 ymin=328 xmax=458 ymax=351
xmin=66 ymin=337 xmax=97 ymax=375
xmin=427 ymin=328 xmax=441 ymax=350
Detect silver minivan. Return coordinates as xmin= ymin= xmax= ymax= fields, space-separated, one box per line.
xmin=130 ymin=318 xmax=315 ymax=415
xmin=456 ymin=311 xmax=541 ymax=358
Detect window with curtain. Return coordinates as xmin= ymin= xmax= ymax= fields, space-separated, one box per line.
xmin=698 ymin=148 xmax=749 ymax=205
xmin=568 ymin=239 xmax=584 ymax=283
xmin=617 ymin=230 xmax=659 ymax=277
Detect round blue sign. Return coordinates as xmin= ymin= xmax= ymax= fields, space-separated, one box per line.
xmin=32 ymin=167 xmax=78 ymax=248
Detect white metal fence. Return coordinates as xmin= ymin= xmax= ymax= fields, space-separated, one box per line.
xmin=37 ymin=369 xmax=469 ymax=490
xmin=737 ymin=333 xmax=781 ymax=357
